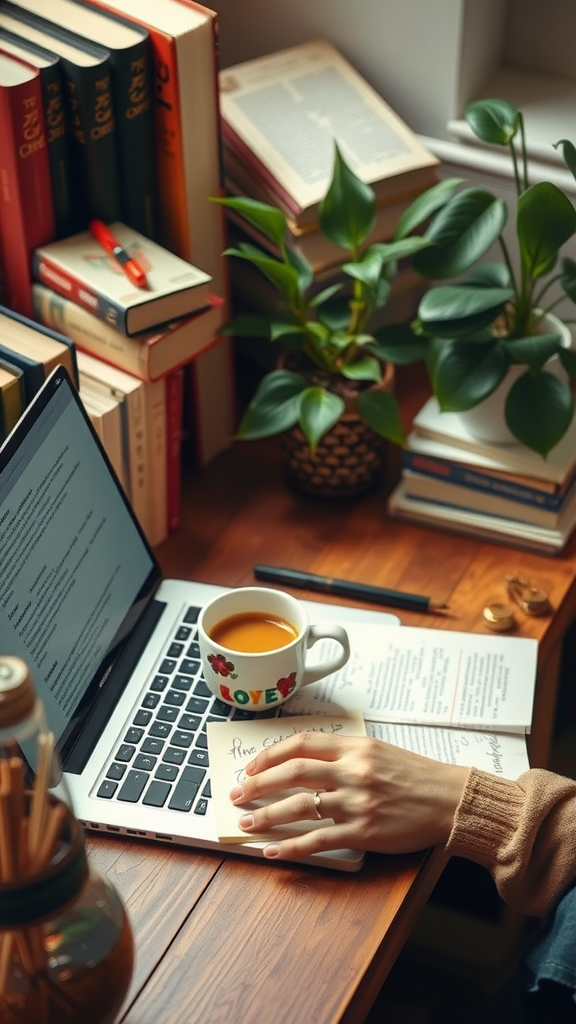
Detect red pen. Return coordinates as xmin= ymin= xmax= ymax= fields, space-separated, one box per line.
xmin=88 ymin=219 xmax=149 ymax=289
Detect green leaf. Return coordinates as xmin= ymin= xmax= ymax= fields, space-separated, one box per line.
xmin=517 ymin=182 xmax=576 ymax=280
xmin=357 ymin=389 xmax=405 ymax=444
xmin=554 ymin=138 xmax=576 ymax=187
xmin=459 ymin=261 xmax=510 ymax=288
xmin=298 ymin=387 xmax=345 ymax=452
xmin=394 ymin=177 xmax=464 ymax=239
xmin=309 ymin=283 xmax=343 ymax=308
xmin=413 ymin=188 xmax=508 ymax=279
xmin=432 ymin=339 xmax=510 ymax=410
xmin=212 ymin=195 xmax=288 ymax=249
xmin=224 ymin=245 xmax=302 ymax=304
xmin=464 ymin=98 xmax=520 ymax=146
xmin=370 ymin=323 xmax=429 ymax=365
xmin=505 ymin=372 xmax=574 ymax=456
xmin=559 ymin=345 xmax=576 ymax=382
xmin=503 ymin=332 xmax=562 ymax=371
xmin=341 ymin=355 xmax=382 ymax=382
xmin=318 ymin=143 xmax=376 ymax=249
xmin=560 ymin=257 xmax=576 ymax=303
xmin=417 ymin=284 xmax=513 ymax=336
xmin=235 ymin=370 xmax=306 ymax=439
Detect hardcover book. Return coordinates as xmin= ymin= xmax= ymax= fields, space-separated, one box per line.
xmin=0 ymin=302 xmax=77 ymax=404
xmin=0 ymin=2 xmax=122 ymax=225
xmin=32 ymin=223 xmax=213 ymax=335
xmin=219 ymin=39 xmax=439 ymax=229
xmin=0 ymin=26 xmax=75 ymax=237
xmin=0 ymin=48 xmax=55 ymax=317
xmin=11 ymin=0 xmax=158 ymax=238
xmin=32 ymin=284 xmax=225 ymax=381
xmin=0 ymin=356 xmax=24 ymax=439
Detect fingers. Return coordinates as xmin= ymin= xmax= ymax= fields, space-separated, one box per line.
xmin=239 ymin=789 xmax=327 ymax=832
xmin=244 ymin=731 xmax=343 ymax=777
xmin=260 ymin=822 xmax=361 ymax=860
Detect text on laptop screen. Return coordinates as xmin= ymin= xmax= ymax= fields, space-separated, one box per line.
xmin=0 ymin=372 xmax=156 ymax=742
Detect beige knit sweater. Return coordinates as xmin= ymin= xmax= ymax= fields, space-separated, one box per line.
xmin=446 ymin=768 xmax=576 ymax=918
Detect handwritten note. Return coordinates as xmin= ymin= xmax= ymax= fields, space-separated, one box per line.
xmin=207 ymin=711 xmax=366 ymax=843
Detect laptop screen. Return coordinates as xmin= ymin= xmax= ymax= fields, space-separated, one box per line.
xmin=0 ymin=368 xmax=160 ymax=745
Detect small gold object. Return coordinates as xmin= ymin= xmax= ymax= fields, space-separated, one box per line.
xmin=483 ymin=602 xmax=515 ymax=631
xmin=504 ymin=573 xmax=551 ymax=616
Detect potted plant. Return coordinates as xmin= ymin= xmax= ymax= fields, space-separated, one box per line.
xmin=212 ymin=145 xmax=460 ymax=496
xmin=411 ymin=97 xmax=576 ymax=457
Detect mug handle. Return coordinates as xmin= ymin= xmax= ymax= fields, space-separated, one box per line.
xmin=301 ymin=624 xmax=350 ymax=686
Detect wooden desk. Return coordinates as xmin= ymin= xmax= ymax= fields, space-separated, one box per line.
xmin=87 ymin=369 xmax=576 ymax=1023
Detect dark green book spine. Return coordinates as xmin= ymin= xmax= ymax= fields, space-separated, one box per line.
xmin=60 ymin=52 xmax=122 ymax=225
xmin=37 ymin=63 xmax=76 ymax=236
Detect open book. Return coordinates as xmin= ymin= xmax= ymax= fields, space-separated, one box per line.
xmin=207 ymin=624 xmax=537 ymax=843
xmin=219 ymin=39 xmax=438 ymax=228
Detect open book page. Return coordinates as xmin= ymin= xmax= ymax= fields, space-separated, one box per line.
xmin=282 ymin=624 xmax=538 ymax=733
xmin=219 ymin=39 xmax=437 ymax=211
xmin=207 ymin=711 xmax=366 ymax=843
xmin=366 ymin=722 xmax=530 ymax=779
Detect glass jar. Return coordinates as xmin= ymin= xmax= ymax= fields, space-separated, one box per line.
xmin=0 ymin=802 xmax=134 ymax=1024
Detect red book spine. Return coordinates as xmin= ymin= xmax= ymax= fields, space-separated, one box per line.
xmin=166 ymin=366 xmax=184 ymax=532
xmin=0 ymin=55 xmax=56 ymax=317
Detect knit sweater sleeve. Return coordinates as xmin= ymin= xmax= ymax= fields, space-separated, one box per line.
xmin=445 ymin=767 xmax=576 ymax=918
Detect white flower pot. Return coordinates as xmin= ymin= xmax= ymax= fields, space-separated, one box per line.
xmin=453 ymin=312 xmax=573 ymax=445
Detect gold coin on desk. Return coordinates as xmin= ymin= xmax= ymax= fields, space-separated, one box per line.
xmin=483 ymin=602 xmax=515 ymax=631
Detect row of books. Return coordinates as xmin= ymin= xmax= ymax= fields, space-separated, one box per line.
xmin=387 ymin=397 xmax=576 ymax=556
xmin=0 ymin=0 xmax=238 ymax=484
xmin=218 ymin=38 xmax=440 ymax=280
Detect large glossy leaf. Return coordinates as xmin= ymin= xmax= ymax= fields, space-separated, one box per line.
xmin=235 ymin=370 xmax=305 ymax=439
xmin=465 ymin=98 xmax=520 ymax=146
xmin=503 ymin=332 xmax=562 ymax=372
xmin=370 ymin=323 xmax=428 ymax=365
xmin=298 ymin=387 xmax=345 ymax=452
xmin=458 ymin=261 xmax=510 ymax=288
xmin=432 ymin=339 xmax=510 ymax=410
xmin=505 ymin=372 xmax=574 ymax=456
xmin=223 ymin=245 xmax=302 ymax=304
xmin=394 ymin=177 xmax=463 ymax=239
xmin=357 ymin=389 xmax=405 ymax=444
xmin=417 ymin=284 xmax=512 ymax=336
xmin=413 ymin=188 xmax=508 ymax=279
xmin=517 ymin=182 xmax=576 ymax=280
xmin=318 ymin=144 xmax=376 ymax=249
xmin=212 ymin=195 xmax=288 ymax=249
xmin=559 ymin=346 xmax=576 ymax=382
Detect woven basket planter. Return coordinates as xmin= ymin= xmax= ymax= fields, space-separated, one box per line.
xmin=279 ymin=358 xmax=395 ymax=499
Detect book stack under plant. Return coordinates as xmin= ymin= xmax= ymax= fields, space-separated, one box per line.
xmin=387 ymin=396 xmax=576 ymax=555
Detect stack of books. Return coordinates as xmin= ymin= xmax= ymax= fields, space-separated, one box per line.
xmin=387 ymin=397 xmax=576 ymax=555
xmin=0 ymin=0 xmax=236 ymax=473
xmin=219 ymin=39 xmax=439 ymax=284
xmin=29 ymin=222 xmax=226 ymax=547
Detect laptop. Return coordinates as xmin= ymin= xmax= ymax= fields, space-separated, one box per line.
xmin=0 ymin=367 xmax=400 ymax=871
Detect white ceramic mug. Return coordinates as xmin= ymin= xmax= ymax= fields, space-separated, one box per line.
xmin=198 ymin=586 xmax=350 ymax=710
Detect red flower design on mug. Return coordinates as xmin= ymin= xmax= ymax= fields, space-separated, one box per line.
xmin=277 ymin=672 xmax=297 ymax=698
xmin=208 ymin=653 xmax=237 ymax=678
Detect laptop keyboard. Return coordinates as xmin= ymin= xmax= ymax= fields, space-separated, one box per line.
xmin=94 ymin=604 xmax=279 ymax=815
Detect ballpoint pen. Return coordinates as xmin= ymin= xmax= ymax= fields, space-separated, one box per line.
xmin=89 ymin=219 xmax=149 ymax=289
xmin=253 ymin=565 xmax=449 ymax=614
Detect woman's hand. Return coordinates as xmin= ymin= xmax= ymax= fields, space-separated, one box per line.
xmin=230 ymin=732 xmax=469 ymax=860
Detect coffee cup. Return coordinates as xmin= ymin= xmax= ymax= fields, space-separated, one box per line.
xmin=198 ymin=586 xmax=350 ymax=710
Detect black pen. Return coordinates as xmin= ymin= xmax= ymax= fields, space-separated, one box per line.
xmin=253 ymin=565 xmax=449 ymax=614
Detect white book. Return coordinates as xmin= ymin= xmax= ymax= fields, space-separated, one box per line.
xmin=219 ymin=39 xmax=439 ymax=228
xmin=76 ymin=352 xmax=161 ymax=544
xmin=412 ymin=397 xmax=576 ymax=487
xmin=79 ymin=379 xmax=126 ymax=494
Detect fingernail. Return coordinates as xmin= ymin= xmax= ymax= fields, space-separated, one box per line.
xmin=239 ymin=814 xmax=254 ymax=830
xmin=263 ymin=844 xmax=280 ymax=858
xmin=230 ymin=785 xmax=244 ymax=802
